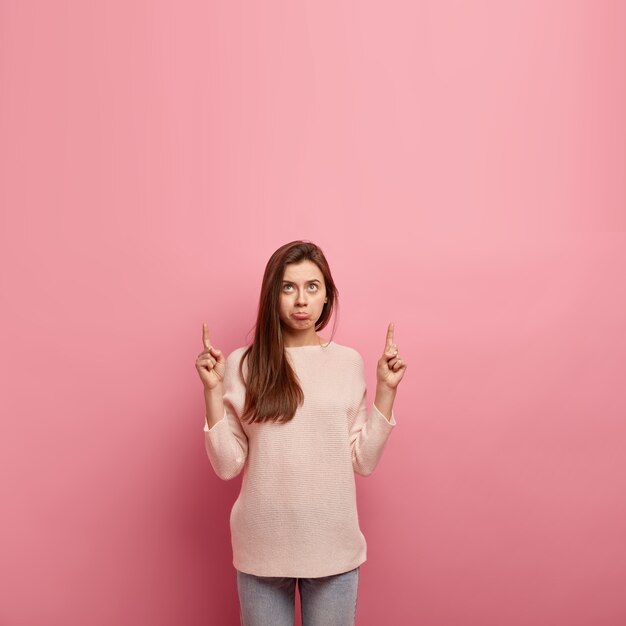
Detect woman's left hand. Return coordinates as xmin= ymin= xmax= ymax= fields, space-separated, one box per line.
xmin=376 ymin=322 xmax=407 ymax=389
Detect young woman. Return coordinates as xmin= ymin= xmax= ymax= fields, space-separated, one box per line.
xmin=195 ymin=240 xmax=406 ymax=626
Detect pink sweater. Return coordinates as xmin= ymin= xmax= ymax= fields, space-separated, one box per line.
xmin=203 ymin=340 xmax=397 ymax=578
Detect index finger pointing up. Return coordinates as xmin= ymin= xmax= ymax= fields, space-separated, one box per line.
xmin=386 ymin=322 xmax=395 ymax=350
xmin=202 ymin=323 xmax=212 ymax=349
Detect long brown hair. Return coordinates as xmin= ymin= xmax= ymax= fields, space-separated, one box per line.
xmin=238 ymin=240 xmax=339 ymax=424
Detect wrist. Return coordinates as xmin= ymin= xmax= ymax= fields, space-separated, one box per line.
xmin=375 ymin=383 xmax=397 ymax=399
xmin=204 ymin=383 xmax=224 ymax=395
xmin=204 ymin=386 xmax=225 ymax=429
xmin=373 ymin=384 xmax=396 ymax=422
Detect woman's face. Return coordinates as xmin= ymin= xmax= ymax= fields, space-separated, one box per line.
xmin=278 ymin=260 xmax=327 ymax=338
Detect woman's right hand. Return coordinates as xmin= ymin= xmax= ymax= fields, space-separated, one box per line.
xmin=195 ymin=323 xmax=226 ymax=391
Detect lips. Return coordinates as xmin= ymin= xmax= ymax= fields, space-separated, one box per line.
xmin=292 ymin=313 xmax=311 ymax=319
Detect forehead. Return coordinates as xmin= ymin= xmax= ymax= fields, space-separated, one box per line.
xmin=282 ymin=260 xmax=324 ymax=282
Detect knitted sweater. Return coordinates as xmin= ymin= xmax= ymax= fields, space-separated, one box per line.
xmin=203 ymin=340 xmax=397 ymax=578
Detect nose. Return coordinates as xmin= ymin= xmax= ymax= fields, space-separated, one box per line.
xmin=295 ymin=288 xmax=308 ymax=305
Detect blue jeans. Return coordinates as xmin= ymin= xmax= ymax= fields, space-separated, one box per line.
xmin=236 ymin=566 xmax=360 ymax=626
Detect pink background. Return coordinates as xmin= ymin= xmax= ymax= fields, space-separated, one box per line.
xmin=1 ymin=1 xmax=625 ymax=625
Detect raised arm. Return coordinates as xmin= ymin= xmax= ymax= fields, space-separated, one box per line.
xmin=196 ymin=324 xmax=249 ymax=480
xmin=196 ymin=323 xmax=227 ymax=429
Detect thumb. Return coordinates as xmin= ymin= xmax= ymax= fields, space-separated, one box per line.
xmin=210 ymin=346 xmax=224 ymax=359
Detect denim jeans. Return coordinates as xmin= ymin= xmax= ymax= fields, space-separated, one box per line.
xmin=236 ymin=566 xmax=360 ymax=626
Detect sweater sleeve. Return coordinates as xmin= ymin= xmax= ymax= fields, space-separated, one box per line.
xmin=349 ymin=353 xmax=397 ymax=476
xmin=203 ymin=349 xmax=249 ymax=480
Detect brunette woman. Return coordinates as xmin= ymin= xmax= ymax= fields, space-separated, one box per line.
xmin=195 ymin=240 xmax=406 ymax=626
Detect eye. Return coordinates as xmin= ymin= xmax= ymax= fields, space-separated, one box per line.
xmin=282 ymin=284 xmax=293 ymax=292
xmin=308 ymin=283 xmax=318 ymax=291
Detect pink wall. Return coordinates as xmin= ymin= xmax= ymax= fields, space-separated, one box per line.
xmin=1 ymin=1 xmax=625 ymax=625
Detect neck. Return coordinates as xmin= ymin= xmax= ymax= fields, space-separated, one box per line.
xmin=282 ymin=331 xmax=324 ymax=348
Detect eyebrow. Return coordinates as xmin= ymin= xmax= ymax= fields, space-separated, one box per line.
xmin=282 ymin=279 xmax=321 ymax=284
